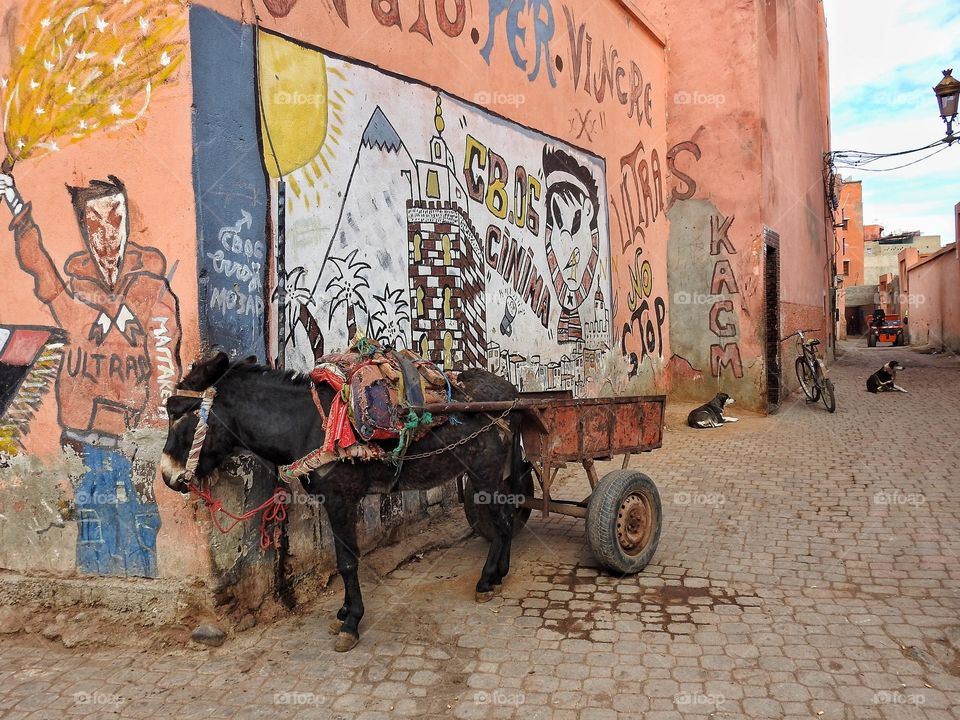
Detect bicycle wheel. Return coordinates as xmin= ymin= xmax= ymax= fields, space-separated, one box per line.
xmin=820 ymin=377 xmax=836 ymax=413
xmin=795 ymin=357 xmax=819 ymax=401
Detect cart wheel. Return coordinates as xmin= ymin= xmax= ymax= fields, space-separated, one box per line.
xmin=462 ymin=464 xmax=534 ymax=541
xmin=586 ymin=470 xmax=662 ymax=574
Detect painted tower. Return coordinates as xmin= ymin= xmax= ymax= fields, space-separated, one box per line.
xmin=407 ymin=96 xmax=486 ymax=368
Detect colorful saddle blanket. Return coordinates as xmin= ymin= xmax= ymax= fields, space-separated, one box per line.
xmin=309 ymin=338 xmax=456 ymax=453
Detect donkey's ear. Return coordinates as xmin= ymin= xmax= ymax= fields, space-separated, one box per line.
xmin=204 ymin=351 xmax=231 ymax=378
xmin=183 ymin=350 xmax=230 ymax=390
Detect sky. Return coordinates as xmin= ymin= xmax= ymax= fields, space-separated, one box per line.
xmin=824 ymin=0 xmax=960 ymax=245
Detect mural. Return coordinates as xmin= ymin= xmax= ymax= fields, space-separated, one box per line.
xmin=0 ymin=325 xmax=65 ymax=457
xmin=191 ymin=7 xmax=269 ymax=360
xmin=255 ymin=30 xmax=612 ymax=395
xmin=0 ymin=0 xmax=185 ymax=172
xmin=0 ymin=173 xmax=182 ymax=577
xmin=0 ymin=0 xmax=188 ymax=577
xmin=666 ymin=141 xmax=746 ymax=384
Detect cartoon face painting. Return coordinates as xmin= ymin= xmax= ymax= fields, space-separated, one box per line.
xmin=543 ymin=148 xmax=601 ymax=343
xmin=82 ymin=192 xmax=128 ymax=288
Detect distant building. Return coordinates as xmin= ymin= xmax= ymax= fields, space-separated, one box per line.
xmin=837 ymin=179 xmax=865 ymax=285
xmin=864 ymin=231 xmax=941 ymax=286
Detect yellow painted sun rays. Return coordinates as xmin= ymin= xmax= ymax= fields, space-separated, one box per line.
xmin=257 ymin=31 xmax=349 ymax=212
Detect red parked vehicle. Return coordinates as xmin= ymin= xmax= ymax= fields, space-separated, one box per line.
xmin=868 ymin=310 xmax=906 ymax=347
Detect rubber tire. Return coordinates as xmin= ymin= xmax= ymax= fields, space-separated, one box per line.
xmin=462 ymin=465 xmax=534 ymax=541
xmin=894 ymin=333 xmax=904 ymax=347
xmin=586 ymin=470 xmax=662 ymax=575
xmin=820 ymin=378 xmax=836 ymax=413
xmin=868 ymin=334 xmax=877 ymax=347
xmin=795 ymin=357 xmax=819 ymax=402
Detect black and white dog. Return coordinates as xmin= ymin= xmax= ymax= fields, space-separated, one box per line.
xmin=866 ymin=360 xmax=907 ymax=393
xmin=687 ymin=393 xmax=739 ymax=428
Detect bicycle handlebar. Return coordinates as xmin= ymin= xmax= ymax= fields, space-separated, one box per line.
xmin=779 ymin=329 xmax=819 ymax=343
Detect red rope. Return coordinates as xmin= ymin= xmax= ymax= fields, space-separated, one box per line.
xmin=188 ymin=483 xmax=290 ymax=550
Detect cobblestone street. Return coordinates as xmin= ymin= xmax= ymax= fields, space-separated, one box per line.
xmin=2 ymin=344 xmax=959 ymax=720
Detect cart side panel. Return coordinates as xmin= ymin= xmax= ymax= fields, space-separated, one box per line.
xmin=580 ymin=405 xmax=616 ymax=458
xmin=543 ymin=406 xmax=581 ymax=459
xmin=641 ymin=399 xmax=665 ymax=450
xmin=610 ymin=401 xmax=643 ymax=452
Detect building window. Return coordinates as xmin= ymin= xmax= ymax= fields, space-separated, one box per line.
xmin=443 ymin=331 xmax=454 ymax=368
xmin=442 ymin=234 xmax=452 ymax=266
xmin=416 ymin=286 xmax=425 ymax=317
xmin=443 ymin=286 xmax=453 ymax=319
xmin=426 ymin=170 xmax=441 ymax=199
xmin=843 ymin=260 xmax=850 ymax=276
xmin=413 ymin=233 xmax=422 ymax=263
xmin=842 ymin=238 xmax=846 ymax=255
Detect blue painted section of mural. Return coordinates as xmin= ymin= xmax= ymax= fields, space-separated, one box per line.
xmin=75 ymin=444 xmax=160 ymax=577
xmin=189 ymin=7 xmax=269 ymax=361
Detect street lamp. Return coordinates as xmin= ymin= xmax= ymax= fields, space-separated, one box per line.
xmin=933 ymin=69 xmax=960 ymax=144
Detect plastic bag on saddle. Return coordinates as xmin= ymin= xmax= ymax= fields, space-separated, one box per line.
xmin=309 ymin=338 xmax=456 ymax=451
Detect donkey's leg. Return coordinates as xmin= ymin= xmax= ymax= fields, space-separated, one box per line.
xmin=476 ymin=493 xmax=513 ymax=603
xmin=325 ymin=496 xmax=365 ymax=652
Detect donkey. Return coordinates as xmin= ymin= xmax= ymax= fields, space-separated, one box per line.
xmin=160 ymin=352 xmax=525 ymax=651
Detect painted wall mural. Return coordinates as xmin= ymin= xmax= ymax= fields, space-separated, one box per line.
xmin=0 ymin=0 xmax=187 ymax=577
xmin=1 ymin=175 xmax=182 ymax=577
xmin=667 ymin=140 xmax=748 ymax=388
xmin=191 ymin=7 xmax=269 ymax=361
xmin=0 ymin=325 xmax=65 ymax=457
xmin=259 ymin=30 xmax=613 ymax=396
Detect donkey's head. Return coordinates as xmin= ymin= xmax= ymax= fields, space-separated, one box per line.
xmin=161 ymin=351 xmax=245 ymax=493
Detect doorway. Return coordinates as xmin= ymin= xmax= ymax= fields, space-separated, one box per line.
xmin=763 ymin=228 xmax=781 ymax=410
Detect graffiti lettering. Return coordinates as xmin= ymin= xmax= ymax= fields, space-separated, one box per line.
xmin=65 ymin=348 xmax=151 ymax=384
xmin=626 ymin=249 xmax=653 ymax=312
xmin=709 ymin=300 xmax=737 ymax=338
xmin=329 ymin=0 xmax=466 ymax=40
xmin=707 ymin=214 xmax=743 ymax=378
xmin=710 ymin=214 xmax=736 ymax=255
xmin=464 ymin=135 xmax=541 ymax=233
xmin=485 ymin=225 xmax=551 ymax=328
xmin=151 ymin=317 xmax=177 ymax=418
xmin=711 ymin=343 xmax=744 ymax=379
xmin=710 ymin=259 xmax=739 ymax=294
xmin=480 ymin=0 xmax=557 ymax=86
xmin=563 ymin=6 xmax=652 ymax=126
xmin=620 ymin=296 xmax=666 ymax=377
xmin=372 ymin=0 xmax=402 ymax=29
xmin=210 ymin=286 xmax=265 ymax=319
xmin=611 ymin=139 xmax=663 ymax=253
xmin=666 ymin=141 xmax=701 ymax=204
xmin=569 ymin=108 xmax=606 ymax=142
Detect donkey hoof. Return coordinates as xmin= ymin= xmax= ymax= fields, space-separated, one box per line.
xmin=475 ymin=590 xmax=496 ymax=603
xmin=334 ymin=631 xmax=360 ymax=652
xmin=328 ymin=620 xmax=342 ymax=635
xmin=493 ymin=583 xmax=503 ymax=596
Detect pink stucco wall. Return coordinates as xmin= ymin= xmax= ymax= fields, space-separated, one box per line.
xmin=905 ymin=244 xmax=960 ymax=351
xmin=655 ymin=0 xmax=832 ymax=408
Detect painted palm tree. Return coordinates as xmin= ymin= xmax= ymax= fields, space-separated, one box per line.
xmin=274 ymin=267 xmax=325 ymax=362
xmin=326 ymin=250 xmax=371 ymax=341
xmin=371 ymin=283 xmax=411 ymax=348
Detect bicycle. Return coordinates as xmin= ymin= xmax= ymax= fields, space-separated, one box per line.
xmin=781 ymin=329 xmax=835 ymax=413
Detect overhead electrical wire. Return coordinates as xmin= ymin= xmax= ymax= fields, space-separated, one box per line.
xmin=835 ymin=143 xmax=951 ymax=172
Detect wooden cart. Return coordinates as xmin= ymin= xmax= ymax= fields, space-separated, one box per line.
xmin=421 ymin=393 xmax=666 ymax=574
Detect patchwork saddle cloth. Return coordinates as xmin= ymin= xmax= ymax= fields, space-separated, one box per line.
xmin=309 ymin=337 xmax=456 ymax=453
